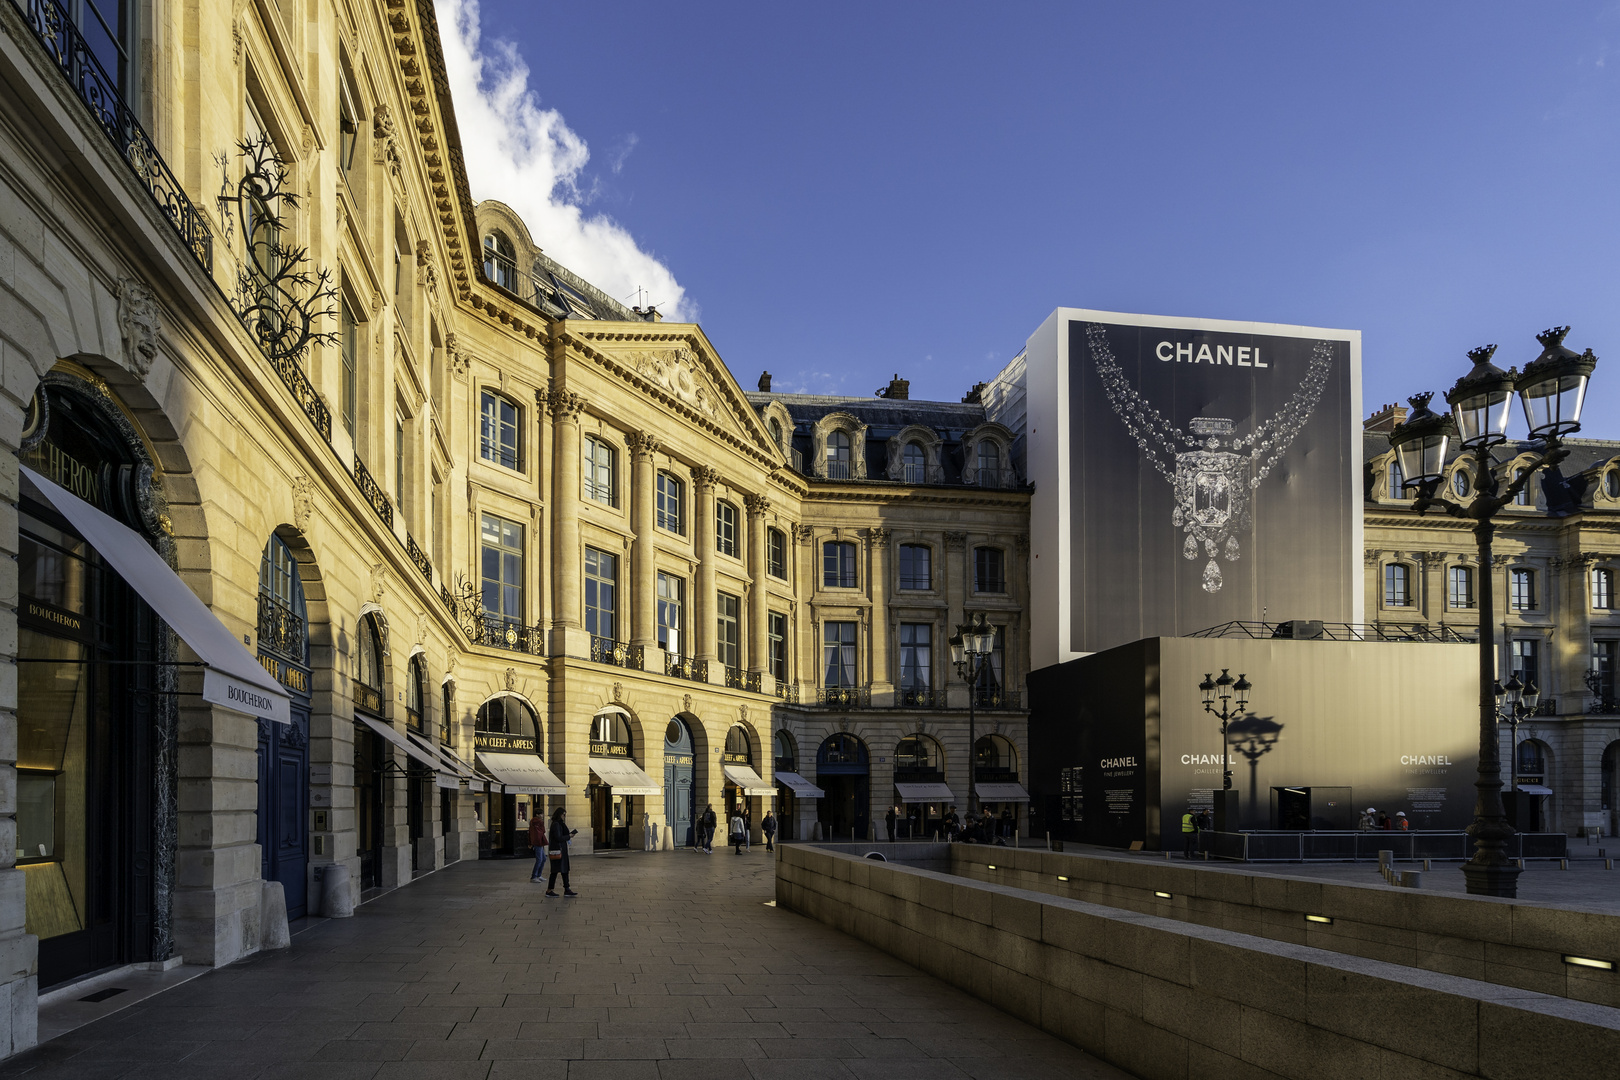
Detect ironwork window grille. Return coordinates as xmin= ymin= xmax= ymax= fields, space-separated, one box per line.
xmin=717 ymin=593 xmax=741 ymax=670
xmin=584 ymin=435 xmax=616 ymax=506
xmin=1384 ymin=564 xmax=1411 ymax=607
xmin=585 ymin=547 xmax=617 ymax=643
xmin=902 ymin=442 xmax=927 ymax=484
xmin=480 ymin=513 xmax=524 ymax=634
xmin=823 ymin=621 xmax=857 ymax=687
xmin=656 ymin=472 xmax=684 ymax=534
xmin=1511 ymin=568 xmax=1536 ymax=611
xmin=1448 ymin=566 xmax=1474 ymax=609
xmin=826 ymin=431 xmax=852 ymax=479
xmin=480 ymin=392 xmax=521 ymax=471
xmin=767 ymin=528 xmax=787 ymax=579
xmin=1595 ymin=568 xmax=1615 ymax=611
xmin=974 ymin=547 xmax=1006 ymax=593
xmin=899 ymin=623 xmax=931 ymax=692
xmin=769 ymin=612 xmax=788 ymax=682
xmin=1514 ymin=467 xmax=1530 ymax=506
xmin=823 ymin=541 xmax=856 ymax=588
xmin=657 ymin=573 xmax=684 ymax=658
xmin=341 ymin=297 xmax=358 ymax=435
xmin=258 ymin=534 xmax=307 ymax=663
xmin=1511 ymin=639 xmax=1539 ymax=695
xmin=716 ymin=501 xmax=738 ymax=557
xmin=899 ymin=544 xmax=931 ymax=590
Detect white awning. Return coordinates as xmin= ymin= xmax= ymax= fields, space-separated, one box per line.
xmin=976 ymin=782 xmax=1032 ymax=803
xmin=21 ymin=465 xmax=291 ymax=724
xmin=722 ymin=764 xmax=775 ymax=795
xmin=478 ymin=750 xmax=568 ymax=795
xmin=405 ymin=730 xmax=477 ymax=790
xmin=895 ymin=782 xmax=957 ymax=803
xmin=1517 ymin=784 xmax=1554 ymax=796
xmin=593 ymin=705 xmax=631 ymax=718
xmin=357 ymin=715 xmax=446 ymax=777
xmin=775 ymin=771 xmax=824 ymax=797
xmin=589 ymin=756 xmax=661 ymax=796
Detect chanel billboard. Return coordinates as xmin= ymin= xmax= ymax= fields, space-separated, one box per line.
xmin=1018 ymin=310 xmax=1362 ymax=665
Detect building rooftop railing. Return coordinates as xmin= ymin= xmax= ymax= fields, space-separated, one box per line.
xmin=1188 ymin=620 xmax=1475 ymax=644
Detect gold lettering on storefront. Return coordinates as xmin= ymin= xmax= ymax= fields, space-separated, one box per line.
xmin=22 ymin=443 xmax=100 ymax=505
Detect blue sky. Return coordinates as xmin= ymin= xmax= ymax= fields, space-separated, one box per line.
xmin=444 ymin=1 xmax=1620 ymax=436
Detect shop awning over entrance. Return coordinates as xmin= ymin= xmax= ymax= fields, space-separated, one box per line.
xmin=357 ymin=715 xmax=450 ymax=783
xmin=589 ymin=756 xmax=660 ymax=795
xmin=774 ymin=771 xmax=825 ymax=797
xmin=405 ymin=730 xmax=478 ymax=790
xmin=1516 ymin=784 xmax=1553 ymax=795
xmin=895 ymin=782 xmax=958 ymax=803
xmin=722 ymin=764 xmax=775 ymax=795
xmin=975 ymin=782 xmax=1032 ymax=802
xmin=21 ymin=464 xmax=292 ymax=725
xmin=478 ymin=751 xmax=568 ymax=795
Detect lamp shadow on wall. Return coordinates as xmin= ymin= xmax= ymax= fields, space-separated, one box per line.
xmin=1226 ymin=714 xmax=1284 ymax=829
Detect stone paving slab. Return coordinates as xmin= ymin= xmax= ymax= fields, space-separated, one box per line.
xmin=0 ymin=851 xmax=1130 ymax=1080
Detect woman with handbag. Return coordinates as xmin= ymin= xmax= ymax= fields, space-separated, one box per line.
xmin=546 ymin=806 xmax=578 ymax=897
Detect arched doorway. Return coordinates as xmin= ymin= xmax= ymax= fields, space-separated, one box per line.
xmin=664 ymin=718 xmax=695 ymax=847
xmin=404 ymin=655 xmax=431 ymax=871
xmin=974 ymin=734 xmax=1025 ymax=840
xmin=255 ymin=534 xmax=311 ymax=918
xmin=474 ymin=694 xmax=545 ymax=858
xmin=353 ymin=614 xmax=387 ymax=888
xmin=773 ymin=731 xmax=800 ymax=841
xmin=721 ymin=725 xmax=772 ymax=843
xmin=894 ymin=734 xmax=951 ymax=840
xmin=1514 ymin=738 xmax=1553 ymax=833
xmin=816 ymin=733 xmax=869 ymax=841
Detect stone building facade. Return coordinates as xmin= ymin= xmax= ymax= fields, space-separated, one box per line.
xmin=0 ymin=0 xmax=1031 ymax=1056
xmin=1363 ymin=403 xmax=1620 ymax=840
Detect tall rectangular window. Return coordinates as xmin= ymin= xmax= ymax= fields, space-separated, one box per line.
xmin=480 ymin=391 xmax=521 ymax=470
xmin=395 ymin=413 xmax=406 ymax=511
xmin=584 ymin=548 xmax=617 ymax=642
xmin=480 ymin=514 xmax=524 ymax=628
xmin=1384 ymin=564 xmax=1410 ymax=607
xmin=823 ymin=621 xmax=856 ymax=687
xmin=1594 ymin=568 xmax=1615 ymax=611
xmin=1447 ymin=565 xmax=1474 ymax=609
xmin=1514 ymin=468 xmax=1530 ymax=506
xmin=657 ymin=573 xmax=684 ymax=658
xmin=1510 ymin=568 xmax=1536 ymax=611
xmin=768 ymin=612 xmax=788 ymax=682
xmin=1593 ymin=639 xmax=1618 ymax=701
xmin=657 ymin=472 xmax=684 ymax=534
xmin=584 ymin=435 xmax=616 ymax=506
xmin=974 ymin=626 xmax=1006 ymax=704
xmin=716 ymin=501 xmax=738 ymax=557
xmin=899 ymin=623 xmax=931 ymax=690
xmin=823 ymin=541 xmax=856 ymax=588
xmin=340 ymin=297 xmax=358 ymax=435
xmin=1510 ymin=639 xmax=1539 ymax=695
xmin=717 ymin=593 xmax=741 ymax=669
xmin=767 ymin=529 xmax=787 ymax=579
xmin=899 ymin=544 xmax=931 ymax=590
xmin=1389 ymin=459 xmax=1404 ymax=499
xmin=974 ymin=547 xmax=1006 ymax=593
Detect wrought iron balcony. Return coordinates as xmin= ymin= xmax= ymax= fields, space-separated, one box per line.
xmin=590 ymin=636 xmax=643 ymax=670
xmin=11 ymin=0 xmax=213 ymax=274
xmin=776 ymin=681 xmax=800 ymax=703
xmin=405 ymin=533 xmax=432 ymax=582
xmin=1591 ymin=695 xmax=1620 ymax=716
xmin=973 ymin=468 xmax=1019 ymax=489
xmin=724 ymin=666 xmax=746 ymax=689
xmin=476 ymin=616 xmax=540 ymax=654
xmin=824 ymin=460 xmax=852 ymax=480
xmin=665 ymin=655 xmax=709 ymax=683
xmin=440 ymin=583 xmax=458 ymax=613
xmin=353 ymin=455 xmax=393 ymax=528
xmin=897 ymin=686 xmax=938 ymax=708
xmin=817 ymin=686 xmax=871 ymax=709
xmin=973 ymin=688 xmax=1022 ymax=710
xmin=256 ymin=593 xmax=307 ymax=662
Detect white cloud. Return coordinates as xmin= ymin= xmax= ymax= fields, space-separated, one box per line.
xmin=435 ymin=0 xmax=690 ymax=320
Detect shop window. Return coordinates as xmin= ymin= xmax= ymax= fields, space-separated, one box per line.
xmin=590 ymin=712 xmax=632 ymax=756
xmin=1516 ymin=739 xmax=1546 ymax=777
xmin=657 ymin=573 xmax=684 ymax=658
xmin=656 ymin=472 xmax=684 ymax=534
xmin=767 ymin=528 xmax=787 ymax=579
xmin=818 ymin=733 xmax=866 ymax=766
xmin=477 ymin=696 xmax=540 ymax=745
xmin=480 ymin=391 xmax=521 ymax=471
xmin=585 ymin=547 xmax=618 ymax=643
xmin=356 ymin=615 xmax=384 ymax=716
xmin=899 ymin=543 xmax=931 ymax=590
xmin=975 ymin=733 xmax=1018 ymax=780
xmin=1384 ymin=564 xmax=1411 ymax=607
xmin=718 ymin=593 xmax=741 ymax=671
xmin=823 ymin=541 xmax=856 ymax=588
xmin=823 ymin=621 xmax=857 ymax=687
xmin=768 ymin=612 xmax=788 ymax=682
xmin=974 ymin=546 xmax=1006 ymax=593
xmin=1511 ymin=568 xmax=1537 ymax=611
xmin=895 ymin=735 xmax=941 ymax=774
xmin=1594 ymin=568 xmax=1615 ymax=611
xmin=716 ymin=501 xmax=738 ymax=557
xmin=724 ymin=726 xmax=751 ymax=764
xmin=1448 ymin=566 xmax=1474 ymax=609
xmin=584 ymin=435 xmax=616 ymax=505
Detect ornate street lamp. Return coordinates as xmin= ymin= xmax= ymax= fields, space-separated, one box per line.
xmin=951 ymin=612 xmax=997 ymax=816
xmin=1389 ymin=328 xmax=1597 ymax=898
xmin=1200 ymin=668 xmax=1251 ymax=795
xmin=1495 ymin=675 xmax=1538 ymax=797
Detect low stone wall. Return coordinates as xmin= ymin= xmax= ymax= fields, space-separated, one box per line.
xmin=950 ymin=845 xmax=1620 ymax=1008
xmin=777 ymin=844 xmax=1620 ymax=1080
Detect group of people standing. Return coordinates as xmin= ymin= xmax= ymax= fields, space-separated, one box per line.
xmin=690 ymin=804 xmax=778 ymax=855
xmin=884 ymin=805 xmax=1016 ymax=844
xmin=1179 ymin=808 xmax=1215 ymax=857
xmin=1359 ymin=807 xmax=1410 ymax=832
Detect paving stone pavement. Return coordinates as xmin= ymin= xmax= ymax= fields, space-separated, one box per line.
xmin=0 ymin=849 xmax=1131 ymax=1080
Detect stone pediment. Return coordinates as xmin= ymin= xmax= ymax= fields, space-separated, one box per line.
xmin=591 ymin=335 xmax=778 ymax=460
xmin=621 ymin=344 xmax=724 ymax=420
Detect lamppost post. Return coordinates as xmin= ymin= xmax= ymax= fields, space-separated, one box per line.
xmin=1389 ymin=330 xmax=1596 ymax=898
xmin=1201 ymin=669 xmax=1251 ymax=829
xmin=951 ymin=613 xmax=997 ymax=818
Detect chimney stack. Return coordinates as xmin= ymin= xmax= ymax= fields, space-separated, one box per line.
xmin=877 ymin=374 xmax=910 ymax=400
xmin=633 ymin=305 xmax=662 ymax=323
xmin=1363 ymin=402 xmax=1409 ymax=433
xmin=758 ymin=371 xmax=772 ymax=392
xmin=962 ymin=381 xmax=987 ymax=404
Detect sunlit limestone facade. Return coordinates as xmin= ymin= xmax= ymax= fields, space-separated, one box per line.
xmin=0 ymin=0 xmax=1031 ymax=1056
xmin=1363 ymin=405 xmax=1620 ymax=840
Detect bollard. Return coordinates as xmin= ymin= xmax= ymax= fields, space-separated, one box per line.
xmin=1562 ymin=858 xmax=1569 ymax=871
xmin=1401 ymin=870 xmax=1422 ymax=889
xmin=1517 ymin=858 xmax=1525 ymax=870
xmin=318 ymin=863 xmax=353 ymax=918
xmin=1045 ymin=832 xmax=1052 ymax=851
xmin=1608 ymin=859 xmax=1614 ymax=870
xmin=1423 ymin=859 xmax=1431 ymax=872
xmin=1378 ymin=849 xmax=1394 ymax=870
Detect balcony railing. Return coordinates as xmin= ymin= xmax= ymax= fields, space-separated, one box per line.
xmin=724 ymin=666 xmax=746 ymax=689
xmin=776 ymin=681 xmax=800 ymax=703
xmin=590 ymin=637 xmax=644 ymax=670
xmin=973 ymin=468 xmax=1018 ymax=488
xmin=12 ymin=0 xmax=213 ymax=274
xmin=257 ymin=593 xmax=307 ymax=662
xmin=825 ymin=460 xmax=852 ymax=479
xmin=817 ymin=686 xmax=871 ymax=709
xmin=439 ymin=583 xmax=458 ymax=613
xmin=476 ymin=616 xmax=541 ymax=654
xmin=405 ymin=533 xmax=432 ymax=582
xmin=974 ymin=688 xmax=1022 ymax=710
xmin=1590 ymin=695 xmax=1620 ymax=716
xmin=897 ymin=686 xmax=938 ymax=708
xmin=353 ymin=455 xmax=393 ymax=529
xmin=665 ymin=655 xmax=709 ymax=683
xmin=902 ymin=464 xmax=927 ymax=484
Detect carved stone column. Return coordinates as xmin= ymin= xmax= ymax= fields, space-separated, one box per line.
xmin=693 ymin=466 xmax=720 ymax=678
xmin=629 ymin=432 xmax=660 ymax=653
xmin=868 ymin=527 xmax=892 ymax=703
xmin=745 ymin=494 xmax=770 ymax=685
xmin=548 ymin=388 xmax=586 ymax=655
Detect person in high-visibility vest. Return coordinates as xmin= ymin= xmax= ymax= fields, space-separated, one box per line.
xmin=1181 ymin=811 xmax=1197 ymax=858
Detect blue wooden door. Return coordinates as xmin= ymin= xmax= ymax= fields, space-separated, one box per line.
xmin=257 ymin=699 xmax=310 ymax=919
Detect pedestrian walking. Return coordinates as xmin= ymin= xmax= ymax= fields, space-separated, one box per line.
xmin=546 ymin=807 xmax=578 ymax=897
xmin=744 ymin=807 xmax=752 ymax=851
xmin=762 ymin=810 xmax=777 ymax=852
xmin=701 ymin=804 xmax=717 ymax=853
xmin=528 ymin=810 xmax=547 ymax=882
xmin=944 ymin=806 xmax=960 ymax=842
xmin=998 ymin=809 xmax=1013 ymax=845
xmin=730 ymin=809 xmax=747 ymax=854
xmin=1181 ymin=809 xmax=1197 ymax=857
xmin=885 ymin=805 xmax=897 ymax=842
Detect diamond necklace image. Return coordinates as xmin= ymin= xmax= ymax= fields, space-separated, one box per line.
xmin=1085 ymin=323 xmax=1335 ymax=593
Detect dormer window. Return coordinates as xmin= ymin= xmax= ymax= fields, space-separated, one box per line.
xmin=769 ymin=417 xmax=783 ymax=448
xmin=902 ymin=443 xmax=926 ymax=484
xmin=826 ymin=431 xmax=852 ymax=479
xmin=977 ymin=441 xmax=1002 ymax=485
xmin=482 ymin=232 xmax=516 ymax=292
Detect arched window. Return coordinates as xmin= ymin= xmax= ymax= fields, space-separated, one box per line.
xmin=482 ymin=231 xmax=516 ymax=291
xmin=406 ymin=655 xmax=426 ymax=731
xmin=724 ymin=726 xmax=752 ymax=763
xmin=902 ymin=442 xmax=927 ymax=484
xmin=258 ymin=535 xmax=307 ymax=664
xmin=355 ymin=614 xmax=384 ymax=715
xmin=773 ymin=730 xmax=796 ymax=773
xmin=1608 ymin=470 xmax=1620 ymax=499
xmin=977 ymin=441 xmax=1002 ymax=485
xmin=590 ymin=711 xmax=633 ymax=757
xmin=1389 ymin=458 xmax=1405 ymax=499
xmin=1514 ymin=467 xmax=1530 ymax=506
xmin=1516 ymin=739 xmax=1546 ymax=777
xmin=768 ymin=417 xmax=783 ymax=449
xmin=476 ymin=695 xmax=540 ymax=745
xmin=818 ymin=733 xmax=867 ymax=767
xmin=974 ymin=734 xmax=1018 ymax=779
xmin=666 ymin=717 xmax=693 ymax=754
xmin=895 ymin=734 xmax=942 ymax=775
xmin=826 ymin=430 xmax=852 ymax=479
